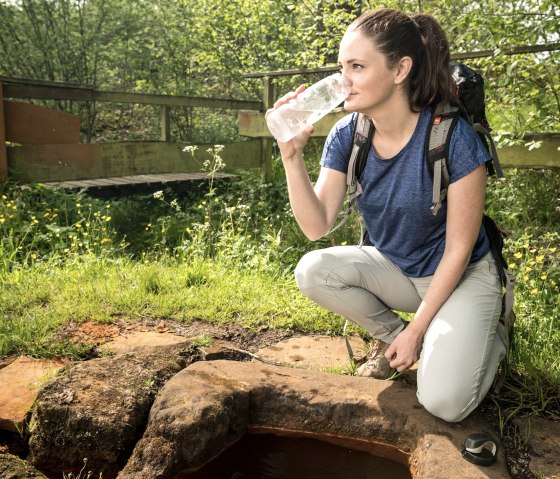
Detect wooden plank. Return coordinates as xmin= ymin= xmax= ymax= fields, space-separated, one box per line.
xmin=7 ymin=140 xmax=262 ymax=183
xmin=239 ymin=110 xmax=560 ymax=168
xmin=497 ymin=134 xmax=560 ymax=169
xmin=261 ymin=77 xmax=274 ymax=182
xmin=160 ymin=105 xmax=171 ymax=142
xmin=2 ymin=81 xmax=262 ymax=110
xmin=238 ymin=108 xmax=349 ymax=138
xmin=0 ymin=80 xmax=7 ymax=180
xmin=3 ymin=101 xmax=80 ymax=145
xmin=43 ymin=172 xmax=234 ymax=189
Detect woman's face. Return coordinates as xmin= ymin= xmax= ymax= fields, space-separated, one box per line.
xmin=338 ymin=30 xmax=400 ymax=115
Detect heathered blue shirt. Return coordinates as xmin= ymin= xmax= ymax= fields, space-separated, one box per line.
xmin=321 ymin=107 xmax=491 ymax=277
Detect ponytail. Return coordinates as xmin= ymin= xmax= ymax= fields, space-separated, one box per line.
xmin=349 ymin=9 xmax=455 ymax=112
xmin=410 ymin=14 xmax=455 ymax=113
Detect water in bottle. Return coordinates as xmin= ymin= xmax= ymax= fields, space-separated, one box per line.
xmin=266 ymin=73 xmax=350 ymax=143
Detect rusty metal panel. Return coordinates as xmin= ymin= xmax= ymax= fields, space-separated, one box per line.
xmin=3 ymin=100 xmax=81 ymax=145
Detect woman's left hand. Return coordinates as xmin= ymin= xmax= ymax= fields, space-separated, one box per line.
xmin=384 ymin=325 xmax=424 ymax=372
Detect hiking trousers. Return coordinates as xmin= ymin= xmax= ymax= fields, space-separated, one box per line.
xmin=294 ymin=246 xmax=507 ymax=423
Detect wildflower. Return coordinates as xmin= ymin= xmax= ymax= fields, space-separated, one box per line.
xmin=536 ymin=255 xmax=545 ymax=263
xmin=183 ymin=145 xmax=198 ymax=154
xmin=530 ymin=288 xmax=538 ymax=295
xmin=541 ymin=274 xmax=547 ymax=281
xmin=551 ymin=280 xmax=557 ymax=287
xmin=508 ymin=263 xmax=517 ymax=270
xmin=153 ymin=191 xmax=164 ymax=200
xmin=548 ymin=247 xmax=557 ymax=253
xmin=1 ymin=195 xmax=7 ymax=200
xmin=514 ymin=252 xmax=523 ymax=259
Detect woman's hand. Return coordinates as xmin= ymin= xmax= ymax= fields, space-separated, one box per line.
xmin=384 ymin=324 xmax=425 ymax=372
xmin=265 ymin=85 xmax=313 ymax=160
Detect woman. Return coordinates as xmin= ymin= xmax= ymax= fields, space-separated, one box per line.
xmin=267 ymin=9 xmax=507 ymax=423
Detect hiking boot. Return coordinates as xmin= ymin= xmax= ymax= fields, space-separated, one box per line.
xmin=355 ymin=339 xmax=395 ymax=380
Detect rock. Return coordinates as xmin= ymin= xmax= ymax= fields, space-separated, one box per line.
xmin=0 ymin=357 xmax=68 ymax=433
xmin=102 ymin=330 xmax=188 ymax=355
xmin=27 ymin=342 xmax=197 ymax=479
xmin=0 ymin=454 xmax=48 ymax=479
xmin=118 ymin=360 xmax=510 ymax=479
xmin=256 ymin=334 xmax=365 ymax=371
xmin=515 ymin=415 xmax=560 ymax=479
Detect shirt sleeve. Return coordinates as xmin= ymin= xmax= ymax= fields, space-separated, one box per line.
xmin=320 ymin=113 xmax=356 ymax=174
xmin=448 ymin=117 xmax=492 ymax=183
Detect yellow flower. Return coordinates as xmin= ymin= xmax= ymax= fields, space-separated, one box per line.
xmin=548 ymin=247 xmax=557 ymax=253
xmin=514 ymin=252 xmax=523 ymax=259
xmin=508 ymin=263 xmax=517 ymax=269
xmin=541 ymin=275 xmax=547 ymax=281
xmin=551 ymin=280 xmax=557 ymax=287
xmin=530 ymin=288 xmax=538 ymax=295
xmin=536 ymin=255 xmax=545 ymax=263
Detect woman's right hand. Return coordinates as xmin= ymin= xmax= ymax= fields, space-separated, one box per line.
xmin=265 ymin=85 xmax=313 ymax=161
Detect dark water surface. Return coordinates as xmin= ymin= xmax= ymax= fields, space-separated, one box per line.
xmin=180 ymin=433 xmax=412 ymax=479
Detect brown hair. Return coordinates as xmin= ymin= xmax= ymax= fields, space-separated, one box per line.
xmin=348 ymin=9 xmax=455 ymax=113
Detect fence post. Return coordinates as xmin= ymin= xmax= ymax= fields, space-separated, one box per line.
xmin=160 ymin=105 xmax=171 ymax=142
xmin=261 ymin=76 xmax=274 ymax=183
xmin=0 ymin=80 xmax=7 ymax=181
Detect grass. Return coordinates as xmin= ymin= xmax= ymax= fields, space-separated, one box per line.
xmin=1 ymin=153 xmax=559 ymax=420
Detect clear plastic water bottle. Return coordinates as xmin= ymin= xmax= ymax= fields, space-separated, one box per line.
xmin=266 ymin=73 xmax=350 ymax=143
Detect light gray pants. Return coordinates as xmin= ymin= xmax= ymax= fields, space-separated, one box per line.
xmin=294 ymin=246 xmax=507 ymax=422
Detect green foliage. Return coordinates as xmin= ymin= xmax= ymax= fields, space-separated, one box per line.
xmin=2 ymin=0 xmax=555 ymax=141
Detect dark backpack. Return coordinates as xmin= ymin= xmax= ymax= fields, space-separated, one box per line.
xmin=339 ymin=62 xmax=515 ymax=391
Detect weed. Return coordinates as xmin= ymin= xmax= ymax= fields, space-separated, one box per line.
xmin=192 ymin=335 xmax=213 ymax=348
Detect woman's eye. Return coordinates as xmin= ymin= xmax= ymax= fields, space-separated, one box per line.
xmin=353 ymin=64 xmax=363 ymax=70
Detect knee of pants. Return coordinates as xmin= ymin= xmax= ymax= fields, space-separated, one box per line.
xmin=294 ymin=250 xmax=326 ymax=296
xmin=417 ymin=384 xmax=474 ymax=423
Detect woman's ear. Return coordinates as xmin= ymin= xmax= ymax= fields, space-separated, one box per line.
xmin=394 ymin=56 xmax=413 ymax=85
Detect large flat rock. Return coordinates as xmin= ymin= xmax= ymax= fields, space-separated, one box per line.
xmin=118 ymin=360 xmax=511 ymax=479
xmin=0 ymin=357 xmax=68 ymax=433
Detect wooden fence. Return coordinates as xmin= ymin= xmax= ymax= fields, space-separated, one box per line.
xmin=1 ymin=42 xmax=560 ymax=188
xmin=0 ymin=76 xmax=267 ymax=187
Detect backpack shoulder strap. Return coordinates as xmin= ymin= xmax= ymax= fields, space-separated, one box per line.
xmin=347 ymin=113 xmax=374 ymax=201
xmin=426 ymin=104 xmax=461 ymax=216
xmin=327 ymin=113 xmax=373 ymax=238
xmin=473 ymin=123 xmax=504 ymax=178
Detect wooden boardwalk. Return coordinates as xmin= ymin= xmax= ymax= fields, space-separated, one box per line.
xmin=41 ymin=172 xmax=234 ymax=190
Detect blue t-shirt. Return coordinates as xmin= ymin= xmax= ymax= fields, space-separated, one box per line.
xmin=321 ymin=107 xmax=491 ymax=277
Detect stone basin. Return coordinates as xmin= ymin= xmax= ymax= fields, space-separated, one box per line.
xmin=118 ymin=360 xmax=510 ymax=479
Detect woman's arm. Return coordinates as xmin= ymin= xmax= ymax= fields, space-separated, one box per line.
xmin=385 ymin=164 xmax=487 ymax=371
xmin=267 ymin=86 xmax=348 ymax=240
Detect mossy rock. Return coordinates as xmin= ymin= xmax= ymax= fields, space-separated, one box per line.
xmin=0 ymin=454 xmax=48 ymax=479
